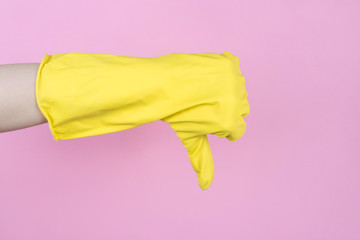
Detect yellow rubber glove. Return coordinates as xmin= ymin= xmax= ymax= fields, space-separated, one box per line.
xmin=35 ymin=51 xmax=250 ymax=190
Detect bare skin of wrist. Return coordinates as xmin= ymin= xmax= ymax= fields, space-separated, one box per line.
xmin=0 ymin=63 xmax=48 ymax=133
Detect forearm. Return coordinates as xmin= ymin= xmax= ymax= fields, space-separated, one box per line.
xmin=0 ymin=63 xmax=47 ymax=133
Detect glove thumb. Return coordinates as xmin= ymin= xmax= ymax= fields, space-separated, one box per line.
xmin=176 ymin=131 xmax=215 ymax=190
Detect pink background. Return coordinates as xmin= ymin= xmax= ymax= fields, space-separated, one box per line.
xmin=0 ymin=0 xmax=359 ymax=239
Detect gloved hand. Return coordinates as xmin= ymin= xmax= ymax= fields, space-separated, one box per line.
xmin=35 ymin=51 xmax=250 ymax=190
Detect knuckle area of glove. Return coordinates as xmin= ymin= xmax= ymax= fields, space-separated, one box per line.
xmin=213 ymin=64 xmax=244 ymax=133
xmin=214 ymin=101 xmax=237 ymax=133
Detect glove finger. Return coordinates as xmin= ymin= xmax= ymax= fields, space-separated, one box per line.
xmin=176 ymin=132 xmax=215 ymax=190
xmin=226 ymin=117 xmax=248 ymax=142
